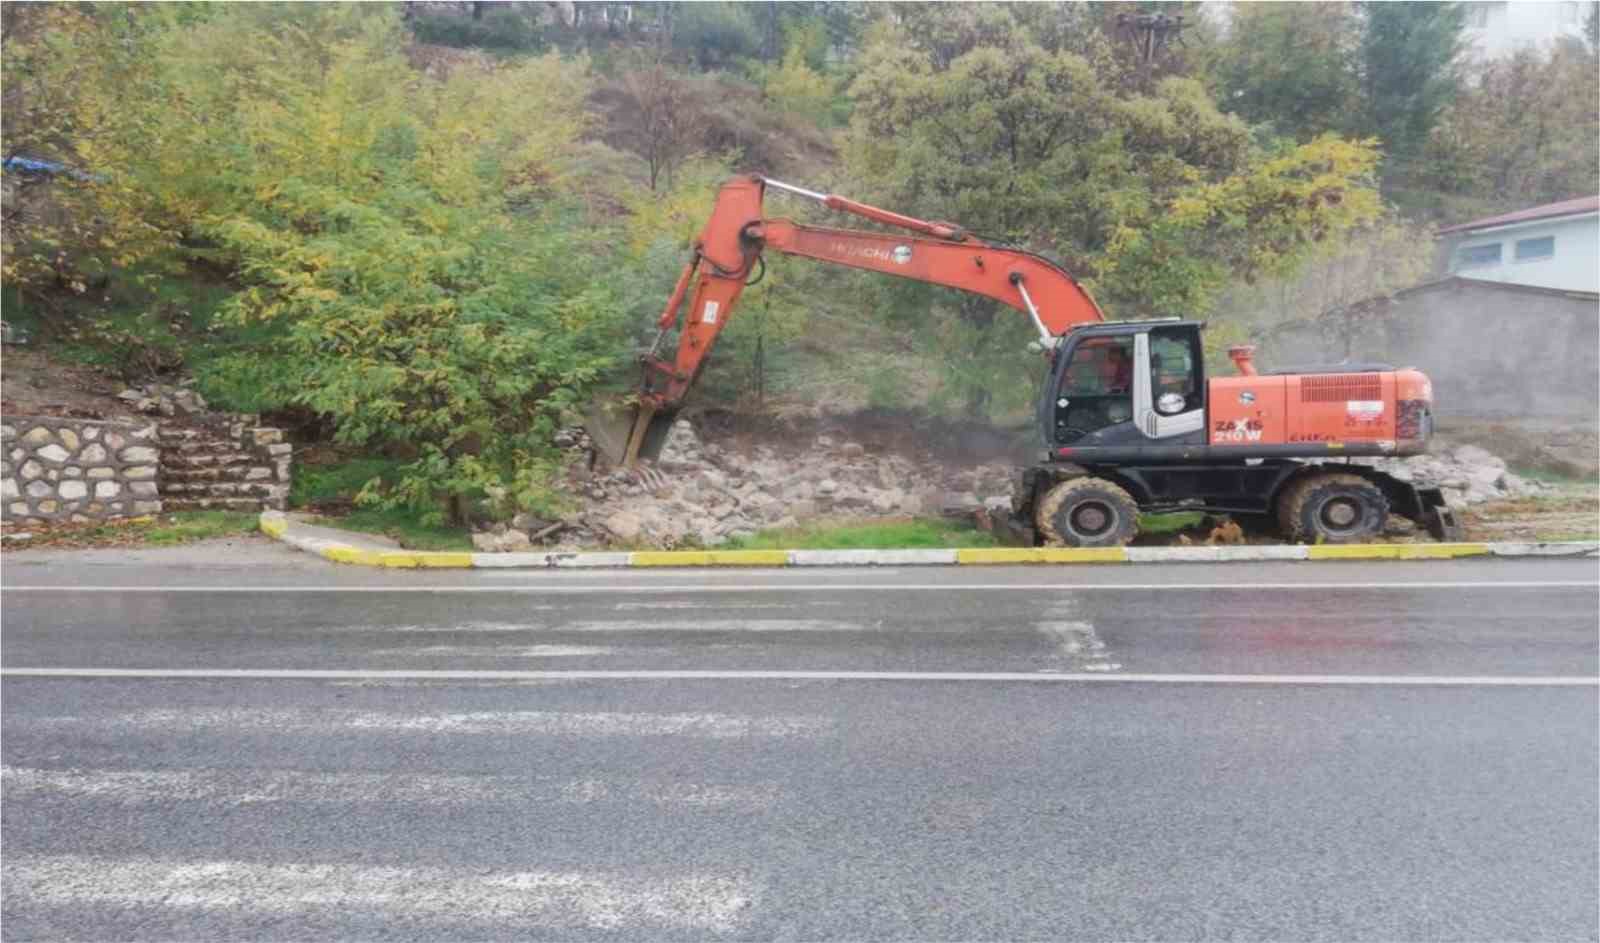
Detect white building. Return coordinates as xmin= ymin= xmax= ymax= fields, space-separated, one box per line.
xmin=1439 ymin=196 xmax=1600 ymax=293
xmin=1461 ymin=0 xmax=1594 ymax=60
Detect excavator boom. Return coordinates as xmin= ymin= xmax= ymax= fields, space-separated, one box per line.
xmin=590 ymin=174 xmax=1105 ymax=466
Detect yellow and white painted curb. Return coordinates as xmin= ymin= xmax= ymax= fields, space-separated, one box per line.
xmin=259 ymin=511 xmax=1599 ymax=570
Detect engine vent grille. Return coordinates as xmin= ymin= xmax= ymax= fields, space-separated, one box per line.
xmin=1300 ymin=374 xmax=1382 ymax=403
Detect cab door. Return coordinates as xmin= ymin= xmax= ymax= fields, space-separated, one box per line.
xmin=1133 ymin=324 xmax=1205 ymax=441
xmin=1041 ymin=334 xmax=1137 ymax=445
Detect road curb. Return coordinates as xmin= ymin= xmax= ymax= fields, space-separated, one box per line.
xmin=258 ymin=512 xmax=1600 ymax=569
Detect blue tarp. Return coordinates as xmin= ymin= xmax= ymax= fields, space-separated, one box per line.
xmin=2 ymin=155 xmax=101 ymax=181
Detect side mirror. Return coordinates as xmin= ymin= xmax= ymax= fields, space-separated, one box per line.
xmin=1157 ymin=392 xmax=1186 ymax=415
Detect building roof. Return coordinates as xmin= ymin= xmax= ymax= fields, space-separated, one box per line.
xmin=1381 ymin=276 xmax=1599 ymax=304
xmin=1437 ymin=196 xmax=1600 ymax=235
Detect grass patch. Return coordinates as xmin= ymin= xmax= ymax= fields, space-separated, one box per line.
xmin=3 ymin=511 xmax=258 ymax=549
xmin=1138 ymin=511 xmax=1206 ymax=535
xmin=723 ymin=517 xmax=1000 ymax=551
xmin=307 ymin=508 xmax=473 ymax=552
xmin=290 ymin=457 xmax=407 ymax=509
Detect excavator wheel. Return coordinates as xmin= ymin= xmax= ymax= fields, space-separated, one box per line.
xmin=1279 ymin=471 xmax=1390 ymax=544
xmin=1036 ymin=477 xmax=1140 ymax=548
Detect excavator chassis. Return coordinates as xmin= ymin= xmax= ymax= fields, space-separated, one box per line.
xmin=1002 ymin=459 xmax=1462 ymax=547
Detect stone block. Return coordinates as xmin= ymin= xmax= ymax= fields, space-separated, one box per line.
xmin=70 ymin=513 xmax=91 ymax=523
xmin=87 ymin=467 xmax=115 ymax=479
xmin=80 ymin=443 xmax=107 ymax=463
xmin=82 ymin=427 xmax=99 ymax=441
xmin=0 ymin=424 xmax=13 ymax=440
xmin=25 ymin=480 xmax=52 ymax=498
xmin=37 ymin=444 xmax=69 ymax=463
xmin=95 ymin=481 xmax=121 ymax=499
xmin=132 ymin=501 xmax=162 ymax=514
xmin=245 ymin=466 xmax=272 ymax=480
xmin=0 ymin=479 xmax=14 ymax=499
xmin=105 ymin=433 xmax=126 ymax=451
xmin=37 ymin=499 xmax=58 ymax=514
xmin=9 ymin=502 xmax=28 ymax=515
xmin=9 ymin=448 xmax=22 ymax=462
xmin=129 ymin=482 xmax=159 ymax=496
xmin=126 ymin=465 xmax=157 ymax=480
xmin=119 ymin=446 xmax=158 ymax=463
xmin=59 ymin=481 xmax=87 ymax=500
xmin=87 ymin=502 xmax=104 ymax=513
xmin=22 ymin=427 xmax=53 ymax=446
xmin=59 ymin=428 xmax=80 ymax=450
xmin=252 ymin=428 xmax=284 ymax=446
xmin=46 ymin=470 xmax=58 ymax=482
xmin=604 ymin=510 xmax=645 ymax=542
xmin=63 ymin=466 xmax=82 ymax=477
xmin=131 ymin=424 xmax=157 ymax=441
xmin=267 ymin=443 xmax=293 ymax=456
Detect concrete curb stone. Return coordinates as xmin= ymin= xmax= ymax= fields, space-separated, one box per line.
xmin=258 ymin=511 xmax=1599 ymax=569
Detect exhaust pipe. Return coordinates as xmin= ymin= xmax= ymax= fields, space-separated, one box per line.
xmin=1228 ymin=345 xmax=1259 ymax=377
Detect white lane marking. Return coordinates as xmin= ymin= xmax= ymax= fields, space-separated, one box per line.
xmin=370 ymin=620 xmax=554 ymax=633
xmin=372 ymin=645 xmax=616 ymax=657
xmin=612 ymin=601 xmax=841 ymax=610
xmin=26 ymin=707 xmax=832 ymax=739
xmin=1 ymin=855 xmax=757 ymax=932
xmin=1037 ymin=597 xmax=1121 ymax=672
xmin=4 ymin=668 xmax=1594 ymax=686
xmin=1 ymin=767 xmax=781 ymax=810
xmin=5 ymin=581 xmax=1595 ymax=593
xmin=558 ymin=619 xmax=867 ymax=633
xmin=1037 ymin=622 xmax=1121 ymax=673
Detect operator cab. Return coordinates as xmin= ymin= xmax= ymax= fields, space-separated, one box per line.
xmin=1041 ymin=320 xmax=1206 ymax=448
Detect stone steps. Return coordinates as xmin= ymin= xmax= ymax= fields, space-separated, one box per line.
xmin=161 ymin=496 xmax=278 ymax=513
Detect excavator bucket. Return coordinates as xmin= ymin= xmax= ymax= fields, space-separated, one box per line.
xmin=583 ymin=398 xmax=678 ymax=467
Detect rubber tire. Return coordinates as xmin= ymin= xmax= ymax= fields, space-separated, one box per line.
xmin=1036 ymin=477 xmax=1140 ymax=548
xmin=1280 ymin=472 xmax=1390 ymax=544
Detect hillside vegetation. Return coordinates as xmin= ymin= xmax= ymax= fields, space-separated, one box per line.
xmin=3 ymin=1 xmax=1596 ymax=528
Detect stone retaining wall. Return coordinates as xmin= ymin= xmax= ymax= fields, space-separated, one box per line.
xmin=1 ymin=417 xmax=162 ymax=524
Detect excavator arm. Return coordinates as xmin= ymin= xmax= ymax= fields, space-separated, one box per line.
xmin=591 ymin=174 xmax=1105 ymax=465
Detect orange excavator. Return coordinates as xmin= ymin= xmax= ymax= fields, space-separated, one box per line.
xmin=589 ymin=175 xmax=1461 ymax=546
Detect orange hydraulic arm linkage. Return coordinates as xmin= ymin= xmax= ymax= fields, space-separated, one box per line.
xmin=638 ymin=174 xmax=1105 ymax=411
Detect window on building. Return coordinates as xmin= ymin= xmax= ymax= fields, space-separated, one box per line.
xmin=1515 ymin=236 xmax=1555 ymax=261
xmin=1456 ymin=243 xmax=1503 ymax=269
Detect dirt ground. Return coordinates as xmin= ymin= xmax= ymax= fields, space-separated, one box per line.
xmin=1 ymin=348 xmax=147 ymax=422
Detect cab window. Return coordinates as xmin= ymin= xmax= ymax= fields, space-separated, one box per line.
xmin=1148 ymin=326 xmax=1203 ymax=413
xmin=1060 ymin=338 xmax=1133 ymax=395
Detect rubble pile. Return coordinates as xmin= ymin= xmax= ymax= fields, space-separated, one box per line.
xmin=470 ymin=420 xmax=1551 ymax=551
xmin=1356 ymin=443 xmax=1548 ymax=508
xmin=472 ymin=419 xmax=1015 ymax=551
xmin=115 ymin=381 xmax=208 ymax=418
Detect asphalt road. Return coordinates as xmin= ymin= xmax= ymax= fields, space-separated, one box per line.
xmin=2 ymin=543 xmax=1597 ymax=941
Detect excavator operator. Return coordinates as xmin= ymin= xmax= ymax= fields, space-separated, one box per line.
xmin=1104 ymin=344 xmax=1133 ymax=394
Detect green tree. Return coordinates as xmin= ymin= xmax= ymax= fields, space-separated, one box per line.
xmin=845 ymin=7 xmax=1383 ymax=416
xmin=1406 ymin=42 xmax=1599 ymax=219
xmin=1215 ymin=2 xmax=1361 ymax=141
xmin=1357 ymin=1 xmax=1466 ymax=167
xmin=670 ymin=2 xmax=759 ymax=70
xmin=3 ymin=5 xmax=633 ymax=522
